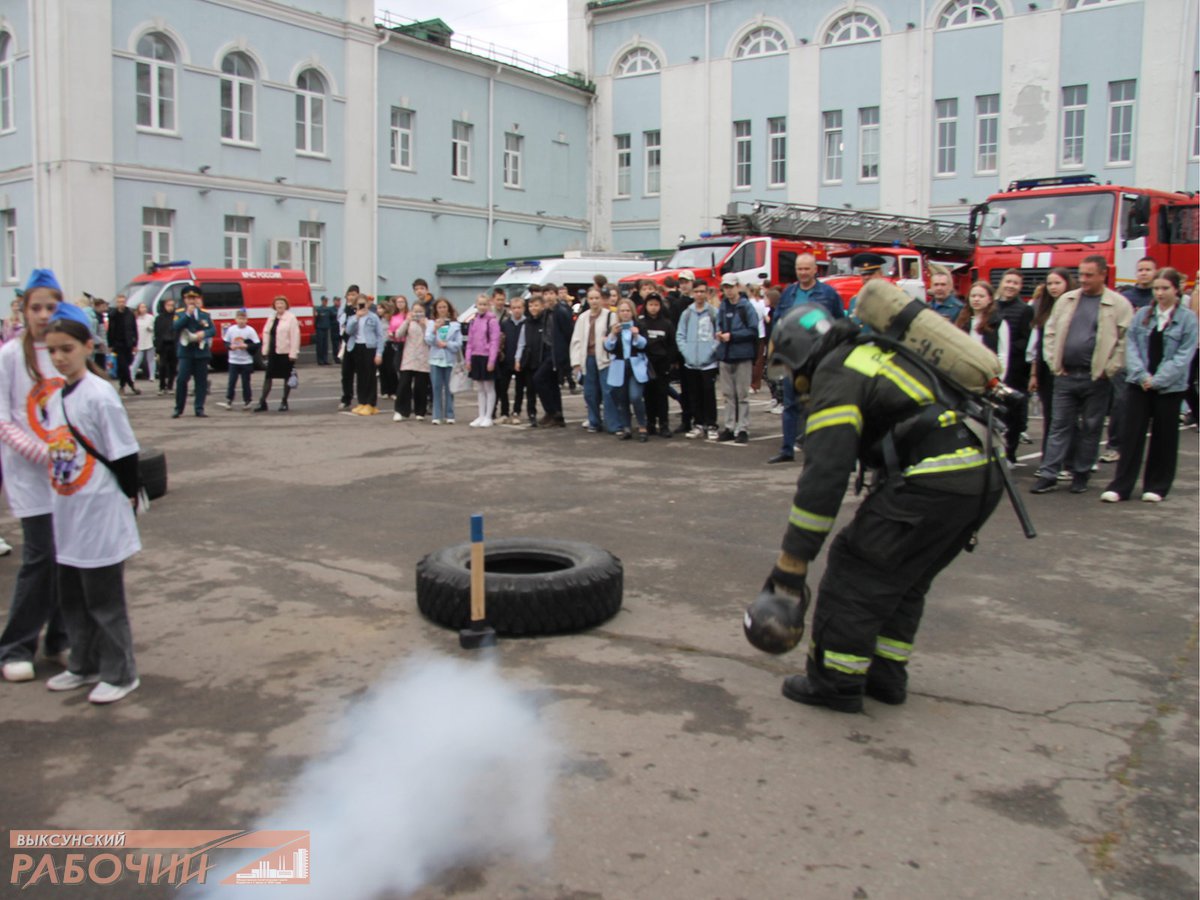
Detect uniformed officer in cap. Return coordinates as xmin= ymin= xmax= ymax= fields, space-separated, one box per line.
xmin=744 ymin=303 xmax=1004 ymax=713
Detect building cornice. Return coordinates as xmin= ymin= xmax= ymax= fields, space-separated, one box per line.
xmin=112 ymin=164 xmax=347 ymax=203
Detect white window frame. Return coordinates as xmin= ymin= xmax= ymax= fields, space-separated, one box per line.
xmin=299 ymin=221 xmax=324 ymax=288
xmin=1065 ymin=0 xmax=1127 ymax=8
xmin=937 ymin=0 xmax=1003 ymax=29
xmin=503 ymin=133 xmax=523 ymax=188
xmin=223 ymin=215 xmax=252 ymax=269
xmin=733 ymin=120 xmax=752 ymax=190
xmin=1107 ymin=79 xmax=1135 ymax=166
xmin=295 ymin=69 xmax=326 ymax=155
xmin=141 ymin=208 xmax=174 ymax=270
xmin=735 ymin=26 xmax=787 ymax=59
xmin=220 ymin=52 xmax=256 ymax=146
xmin=1 ymin=210 xmax=16 ymax=283
xmin=1061 ymin=84 xmax=1087 ymax=168
xmin=390 ymin=107 xmax=414 ymax=170
xmin=0 ymin=33 xmax=13 ymax=134
xmin=858 ymin=107 xmax=880 ymax=182
xmin=822 ymin=110 xmax=843 ymax=184
xmin=934 ymin=98 xmax=958 ymax=176
xmin=615 ymin=47 xmax=661 ymax=77
xmin=768 ymin=117 xmax=787 ymax=188
xmin=451 ymin=121 xmax=472 ymax=180
xmin=615 ymin=134 xmax=632 ymax=198
xmin=135 ymin=33 xmax=178 ymax=133
xmin=644 ymin=130 xmax=661 ymax=196
xmin=823 ymin=12 xmax=882 ymax=46
xmin=975 ymin=94 xmax=999 ymax=174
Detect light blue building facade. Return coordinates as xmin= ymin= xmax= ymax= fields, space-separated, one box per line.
xmin=0 ymin=0 xmax=591 ymax=301
xmin=578 ymin=0 xmax=1199 ymax=251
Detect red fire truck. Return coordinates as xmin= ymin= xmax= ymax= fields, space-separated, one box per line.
xmin=721 ymin=200 xmax=975 ymax=308
xmin=617 ymin=234 xmax=833 ymax=296
xmin=969 ymin=175 xmax=1199 ymax=295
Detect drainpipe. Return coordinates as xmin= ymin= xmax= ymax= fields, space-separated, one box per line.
xmin=704 ymin=0 xmax=712 ymax=227
xmin=372 ymin=25 xmax=389 ymax=291
xmin=486 ymin=65 xmax=499 ymax=259
xmin=27 ymin=0 xmax=43 ymax=265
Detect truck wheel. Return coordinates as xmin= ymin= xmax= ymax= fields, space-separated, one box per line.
xmin=139 ymin=448 xmax=168 ymax=500
xmin=416 ymin=538 xmax=622 ymax=636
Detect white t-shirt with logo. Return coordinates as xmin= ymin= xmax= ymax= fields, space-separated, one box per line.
xmin=223 ymin=323 xmax=260 ymax=366
xmin=0 ymin=339 xmax=63 ymax=518
xmin=46 ymin=372 xmax=141 ymax=568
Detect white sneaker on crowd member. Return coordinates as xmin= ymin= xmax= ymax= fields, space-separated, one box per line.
xmin=242 ymin=401 xmax=253 ymax=411
xmin=216 ymin=400 xmax=232 ymax=410
xmin=1141 ymin=492 xmax=1164 ymax=503
xmin=1100 ymin=491 xmax=1121 ymax=503
xmin=478 ymin=418 xmax=493 ymax=427
xmin=1057 ymin=471 xmax=1072 ymax=481
xmin=415 ymin=415 xmax=424 ymax=421
xmin=1099 ymin=449 xmax=1120 ymax=463
xmin=469 ymin=417 xmax=483 ymax=427
xmin=706 ymin=426 xmax=720 ymax=440
xmin=0 ymin=537 xmax=11 ymax=556
xmin=88 ymin=679 xmax=140 ymax=705
xmin=446 ymin=418 xmax=456 ymax=424
xmin=2 ymin=660 xmax=34 ymax=682
xmin=337 ymin=402 xmax=350 ymax=411
xmin=46 ymin=670 xmax=101 ymax=692
xmin=393 ymin=412 xmax=405 ymax=422
xmin=430 ymin=419 xmax=442 ymax=425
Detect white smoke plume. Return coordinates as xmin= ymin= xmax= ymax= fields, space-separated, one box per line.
xmin=196 ymin=654 xmax=560 ymax=899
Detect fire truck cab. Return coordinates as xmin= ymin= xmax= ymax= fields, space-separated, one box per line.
xmin=618 ymin=234 xmax=829 ymax=296
xmin=970 ymin=175 xmax=1199 ymax=296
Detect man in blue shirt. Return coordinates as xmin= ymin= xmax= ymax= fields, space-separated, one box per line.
xmin=768 ymin=254 xmax=844 ymax=464
xmin=927 ymin=272 xmax=964 ymax=321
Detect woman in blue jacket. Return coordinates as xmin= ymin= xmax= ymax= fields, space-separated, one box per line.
xmin=604 ymin=297 xmax=650 ymax=441
xmin=1102 ymin=267 xmax=1198 ymax=503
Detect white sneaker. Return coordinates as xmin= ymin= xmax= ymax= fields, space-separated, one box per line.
xmin=1099 ymin=449 xmax=1120 ymax=463
xmin=446 ymin=418 xmax=456 ymax=424
xmin=2 ymin=660 xmax=34 ymax=682
xmin=88 ymin=678 xmax=140 ymax=704
xmin=478 ymin=418 xmax=493 ymax=427
xmin=1141 ymin=492 xmax=1164 ymax=503
xmin=706 ymin=427 xmax=720 ymax=440
xmin=469 ymin=417 xmax=483 ymax=427
xmin=415 ymin=415 xmax=424 ymax=421
xmin=46 ymin=670 xmax=101 ymax=692
xmin=0 ymin=537 xmax=11 ymax=556
xmin=1100 ymin=491 xmax=1121 ymax=503
xmin=392 ymin=412 xmax=405 ymax=422
xmin=1057 ymin=471 xmax=1072 ymax=481
xmin=216 ymin=400 xmax=232 ymax=410
xmin=685 ymin=426 xmax=704 ymax=439
xmin=242 ymin=401 xmax=253 ymax=411
xmin=430 ymin=419 xmax=442 ymax=425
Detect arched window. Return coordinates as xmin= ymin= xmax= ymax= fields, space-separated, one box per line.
xmin=136 ymin=32 xmax=177 ymax=131
xmin=937 ymin=0 xmax=1003 ymax=29
xmin=735 ymin=26 xmax=787 ymax=59
xmin=295 ymin=68 xmax=326 ymax=154
xmin=823 ymin=12 xmax=883 ymax=45
xmin=220 ymin=52 xmax=256 ymax=144
xmin=0 ymin=33 xmax=13 ymax=132
xmin=615 ymin=46 xmax=661 ymax=77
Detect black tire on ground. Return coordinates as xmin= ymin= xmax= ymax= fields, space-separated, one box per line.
xmin=416 ymin=538 xmax=622 ymax=636
xmin=139 ymin=448 xmax=168 ymax=500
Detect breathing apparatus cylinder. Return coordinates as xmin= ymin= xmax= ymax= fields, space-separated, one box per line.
xmin=855 ymin=280 xmax=1003 ymax=395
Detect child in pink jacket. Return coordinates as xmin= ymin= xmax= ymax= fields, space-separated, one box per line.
xmin=465 ymin=293 xmax=501 ymax=427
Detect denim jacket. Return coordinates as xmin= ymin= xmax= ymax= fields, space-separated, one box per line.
xmin=1125 ymin=303 xmax=1198 ymax=394
xmin=345 ymin=311 xmax=384 ymax=352
xmin=425 ymin=319 xmax=463 ymax=368
xmin=603 ymin=327 xmax=649 ymax=387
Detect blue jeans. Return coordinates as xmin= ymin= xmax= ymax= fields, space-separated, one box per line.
xmin=780 ymin=377 xmax=808 ymax=455
xmin=611 ymin=375 xmax=647 ymax=431
xmin=1036 ymin=374 xmax=1111 ymax=479
xmin=582 ymin=357 xmax=604 ymax=429
xmin=226 ymin=362 xmax=253 ymax=403
xmin=430 ymin=365 xmax=455 ymax=421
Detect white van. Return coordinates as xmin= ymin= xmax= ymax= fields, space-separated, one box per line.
xmin=492 ymin=252 xmax=653 ymax=302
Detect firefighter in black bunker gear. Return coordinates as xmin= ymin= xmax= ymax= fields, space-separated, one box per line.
xmin=750 ymin=303 xmax=1004 ymax=713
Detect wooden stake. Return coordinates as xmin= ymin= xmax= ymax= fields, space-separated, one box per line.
xmin=469 ymin=514 xmax=485 ymax=623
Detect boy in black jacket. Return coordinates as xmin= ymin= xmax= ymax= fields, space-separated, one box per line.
xmin=512 ymin=295 xmax=539 ymax=426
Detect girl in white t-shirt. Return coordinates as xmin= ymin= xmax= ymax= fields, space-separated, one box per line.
xmin=0 ymin=271 xmax=70 ymax=683
xmin=43 ymin=315 xmax=142 ymax=704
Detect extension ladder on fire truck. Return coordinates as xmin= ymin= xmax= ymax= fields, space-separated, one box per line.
xmin=722 ymin=200 xmax=975 ymax=257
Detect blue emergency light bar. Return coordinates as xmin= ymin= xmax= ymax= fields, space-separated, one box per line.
xmin=1006 ymin=174 xmax=1098 ymax=192
xmin=149 ymin=259 xmax=192 ymax=272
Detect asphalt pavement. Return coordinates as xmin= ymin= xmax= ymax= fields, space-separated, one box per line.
xmin=2 ymin=353 xmax=1196 ymax=900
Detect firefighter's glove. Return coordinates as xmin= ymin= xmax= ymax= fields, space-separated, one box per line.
xmin=768 ymin=552 xmax=808 ymax=600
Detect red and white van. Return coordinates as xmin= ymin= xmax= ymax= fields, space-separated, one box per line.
xmin=119 ymin=263 xmax=315 ymax=357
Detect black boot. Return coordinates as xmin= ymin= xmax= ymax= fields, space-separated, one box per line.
xmin=781 ymin=675 xmax=863 ymax=713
